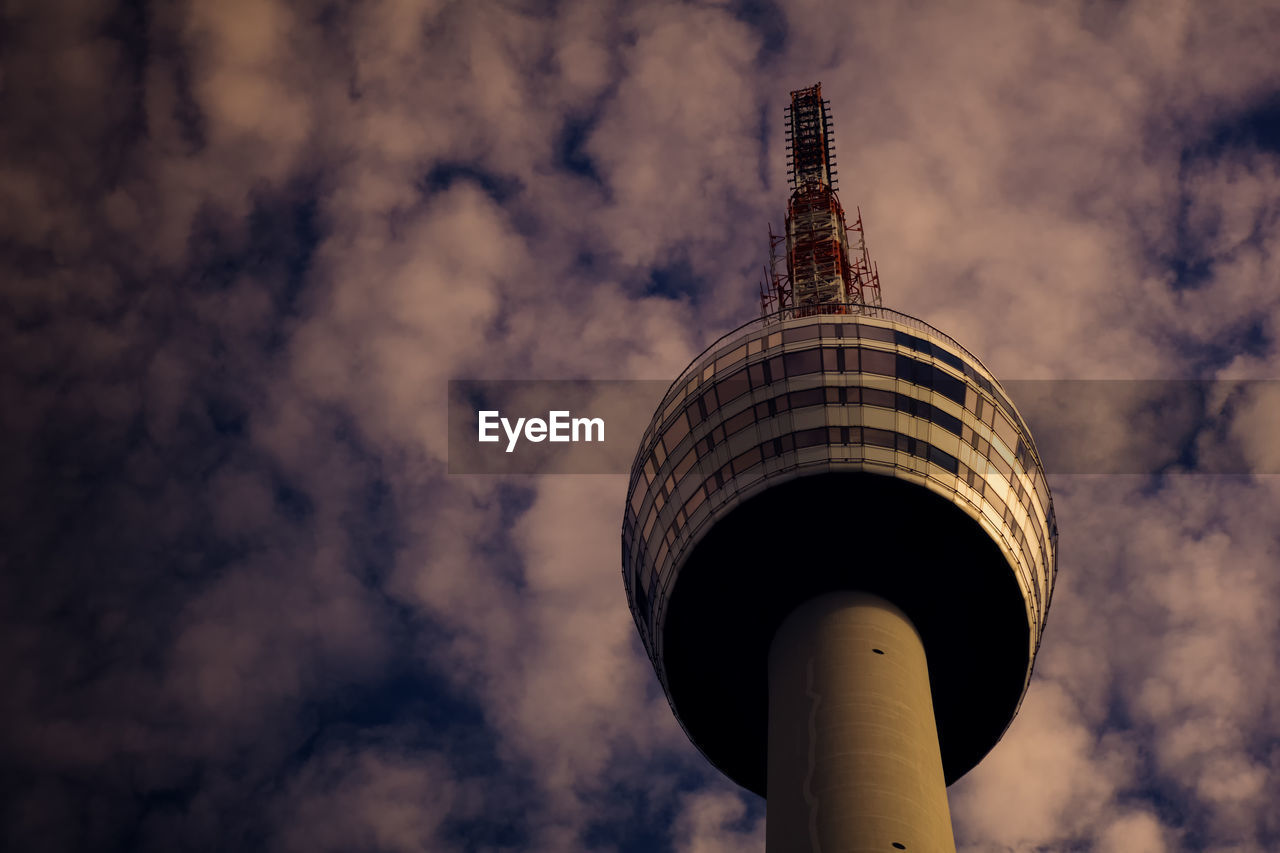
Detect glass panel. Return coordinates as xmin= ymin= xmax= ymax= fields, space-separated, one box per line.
xmin=928 ymin=444 xmax=959 ymax=474
xmin=784 ymin=348 xmax=823 ymax=376
xmin=673 ymin=448 xmax=697 ymax=484
xmin=794 ymin=427 xmax=826 ymax=448
xmin=933 ymin=347 xmax=965 ymax=371
xmin=783 ymin=325 xmax=821 ymax=344
xmin=930 ymin=367 xmax=966 ymax=405
xmin=663 ymin=392 xmax=684 ymax=424
xmin=1033 ymin=470 xmax=1050 ymax=511
xmin=790 ymin=387 xmax=824 ymax=409
xmin=860 ymin=348 xmax=896 ymax=376
xmin=731 ymin=446 xmax=763 ymax=475
xmin=664 ymin=409 xmax=690 ymax=449
xmin=725 ymin=407 xmax=754 ymax=437
xmin=684 ymin=484 xmax=706 ymax=516
xmin=862 ymin=387 xmax=895 ymax=408
xmin=894 ymin=329 xmax=929 ymax=353
xmin=630 ymin=481 xmax=647 ymax=515
xmin=749 ymin=362 xmax=767 ymax=388
xmin=864 ymin=427 xmax=895 ymax=448
xmin=855 ymin=324 xmax=896 ymax=343
xmin=822 ymin=348 xmax=839 ymax=372
xmin=931 ymin=406 xmax=962 ymax=436
xmin=990 ymin=451 xmax=1013 ymax=482
xmin=717 ymin=368 xmax=752 ymax=404
xmin=767 ymin=354 xmax=787 ymax=381
xmin=994 ymin=410 xmax=1019 ymax=450
xmin=716 ymin=344 xmax=747 ymax=371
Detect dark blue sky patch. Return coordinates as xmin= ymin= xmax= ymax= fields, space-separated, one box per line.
xmin=584 ymin=787 xmax=669 ymax=853
xmin=181 ymin=179 xmax=322 ymax=352
xmin=295 ymin=666 xmax=490 ymax=764
xmin=99 ymin=0 xmax=150 ymax=181
xmin=1157 ymin=90 xmax=1280 ymax=294
xmin=594 ymin=757 xmax=755 ymax=853
xmin=1167 ymin=252 xmax=1214 ymax=291
xmin=1170 ymin=311 xmax=1272 ymax=376
xmin=421 ymin=162 xmax=522 ymax=205
xmin=728 ymin=0 xmax=788 ymax=58
xmin=1160 ymin=184 xmax=1216 ymax=293
xmin=205 ymin=392 xmax=248 ymax=438
xmin=1189 ymin=89 xmax=1280 ymax=159
xmin=557 ymin=113 xmax=605 ymax=185
xmin=643 ymin=257 xmax=705 ymax=303
xmin=445 ymin=809 xmax=530 ymax=851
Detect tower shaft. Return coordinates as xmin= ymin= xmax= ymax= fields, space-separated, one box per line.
xmin=767 ymin=592 xmax=956 ymax=853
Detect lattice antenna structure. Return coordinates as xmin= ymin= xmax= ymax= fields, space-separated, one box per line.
xmin=760 ymin=83 xmax=881 ymax=319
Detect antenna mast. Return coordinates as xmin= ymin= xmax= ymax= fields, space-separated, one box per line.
xmin=761 ymin=83 xmax=881 ymax=319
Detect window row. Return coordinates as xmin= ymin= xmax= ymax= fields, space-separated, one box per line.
xmin=634 ymin=376 xmax=1050 ymax=539
xmin=651 ymin=345 xmax=973 ymax=458
xmin=692 ymin=386 xmax=965 ymax=465
xmin=632 ymin=381 xmax=971 ymax=520
xmin=625 ymin=423 xmax=1051 ymax=617
xmin=658 ymin=318 xmax=1037 ymax=471
xmin=772 ymin=321 xmax=1036 ymax=463
xmin=635 ymin=355 xmax=1050 ymax=553
xmin=777 ymin=321 xmax=967 ymax=374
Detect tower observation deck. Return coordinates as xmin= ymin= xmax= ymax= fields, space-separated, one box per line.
xmin=622 ymin=83 xmax=1057 ymax=852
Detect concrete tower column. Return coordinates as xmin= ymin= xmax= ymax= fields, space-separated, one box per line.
xmin=767 ymin=592 xmax=956 ymax=853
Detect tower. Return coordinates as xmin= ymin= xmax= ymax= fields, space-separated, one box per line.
xmin=622 ymin=84 xmax=1057 ymax=851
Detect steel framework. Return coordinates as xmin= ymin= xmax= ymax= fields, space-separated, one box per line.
xmin=761 ymin=83 xmax=881 ymax=319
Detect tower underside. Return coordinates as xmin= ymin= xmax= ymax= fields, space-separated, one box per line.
xmin=661 ymin=470 xmax=1029 ymax=794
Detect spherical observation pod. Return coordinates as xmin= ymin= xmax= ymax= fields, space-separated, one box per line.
xmin=621 ymin=306 xmax=1058 ymax=796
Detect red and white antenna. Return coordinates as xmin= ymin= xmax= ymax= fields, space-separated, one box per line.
xmin=761 ymin=83 xmax=881 ymax=319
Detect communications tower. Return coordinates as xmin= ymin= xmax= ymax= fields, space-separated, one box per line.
xmin=622 ymin=83 xmax=1057 ymax=851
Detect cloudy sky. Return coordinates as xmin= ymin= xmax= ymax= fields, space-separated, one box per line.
xmin=3 ymin=0 xmax=1280 ymax=850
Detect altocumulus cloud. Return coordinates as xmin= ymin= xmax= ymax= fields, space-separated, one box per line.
xmin=1 ymin=0 xmax=1280 ymax=850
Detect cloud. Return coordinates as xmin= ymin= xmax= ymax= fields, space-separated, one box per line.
xmin=2 ymin=0 xmax=1280 ymax=850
